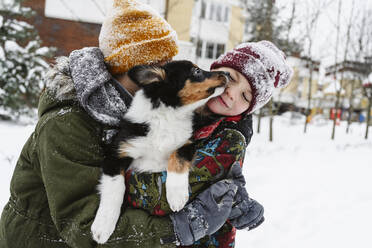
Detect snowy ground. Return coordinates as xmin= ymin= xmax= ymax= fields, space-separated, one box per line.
xmin=0 ymin=114 xmax=371 ymax=248
xmin=236 ymin=114 xmax=372 ymax=248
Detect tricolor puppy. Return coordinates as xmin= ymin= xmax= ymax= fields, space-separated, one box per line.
xmin=91 ymin=60 xmax=229 ymax=243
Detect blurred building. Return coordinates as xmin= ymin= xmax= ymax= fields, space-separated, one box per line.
xmin=184 ymin=0 xmax=245 ymax=69
xmin=324 ymin=60 xmax=371 ymax=110
xmin=276 ymin=55 xmax=320 ymax=112
xmin=22 ymin=0 xmax=246 ymax=69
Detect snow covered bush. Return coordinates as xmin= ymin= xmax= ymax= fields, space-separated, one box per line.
xmin=0 ymin=0 xmax=55 ymax=117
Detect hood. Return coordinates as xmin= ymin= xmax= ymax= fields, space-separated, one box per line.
xmin=40 ymin=47 xmax=132 ymax=126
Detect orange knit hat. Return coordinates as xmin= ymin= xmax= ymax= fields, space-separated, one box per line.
xmin=99 ymin=0 xmax=179 ymax=74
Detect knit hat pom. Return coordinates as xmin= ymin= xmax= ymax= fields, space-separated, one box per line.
xmin=99 ymin=0 xmax=178 ymax=74
xmin=211 ymin=40 xmax=293 ymax=114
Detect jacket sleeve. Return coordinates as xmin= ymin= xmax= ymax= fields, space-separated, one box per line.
xmin=189 ymin=127 xmax=248 ymax=194
xmin=37 ymin=110 xmax=175 ymax=248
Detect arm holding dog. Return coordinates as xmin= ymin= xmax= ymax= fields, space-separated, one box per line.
xmin=37 ymin=108 xmax=175 ymax=248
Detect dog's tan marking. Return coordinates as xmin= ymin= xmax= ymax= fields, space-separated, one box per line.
xmin=178 ymin=78 xmax=225 ymax=105
xmin=118 ymin=142 xmax=133 ymax=158
xmin=140 ymin=67 xmax=166 ymax=85
xmin=150 ymin=67 xmax=166 ymax=80
xmin=168 ymin=150 xmax=192 ymax=174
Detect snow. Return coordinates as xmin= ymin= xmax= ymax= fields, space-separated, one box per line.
xmin=0 ymin=45 xmax=4 ymax=61
xmin=0 ymin=114 xmax=371 ymax=247
xmin=236 ymin=115 xmax=372 ymax=248
xmin=35 ymin=47 xmax=50 ymax=56
xmin=0 ymin=120 xmax=35 ymax=209
xmin=4 ymin=40 xmax=24 ymax=53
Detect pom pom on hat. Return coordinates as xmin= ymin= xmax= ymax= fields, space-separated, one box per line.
xmin=99 ymin=0 xmax=178 ymax=74
xmin=210 ymin=40 xmax=293 ymax=114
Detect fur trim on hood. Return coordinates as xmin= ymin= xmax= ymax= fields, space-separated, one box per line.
xmin=45 ymin=56 xmax=77 ymax=101
xmin=44 ymin=47 xmax=132 ymax=127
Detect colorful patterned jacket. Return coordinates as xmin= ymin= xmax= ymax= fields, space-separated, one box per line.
xmin=125 ymin=113 xmax=253 ymax=248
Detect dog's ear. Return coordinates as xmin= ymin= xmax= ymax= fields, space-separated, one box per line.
xmin=127 ymin=65 xmax=166 ymax=87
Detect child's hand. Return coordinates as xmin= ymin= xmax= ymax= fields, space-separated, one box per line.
xmin=229 ymin=194 xmax=265 ymax=230
xmin=227 ymin=162 xmax=265 ymax=230
xmin=167 ymin=180 xmax=238 ymax=245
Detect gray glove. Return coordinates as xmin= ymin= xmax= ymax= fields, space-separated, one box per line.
xmin=227 ymin=162 xmax=265 ymax=230
xmin=166 ymin=180 xmax=238 ymax=246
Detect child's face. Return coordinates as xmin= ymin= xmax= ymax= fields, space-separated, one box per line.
xmin=206 ymin=67 xmax=252 ymax=116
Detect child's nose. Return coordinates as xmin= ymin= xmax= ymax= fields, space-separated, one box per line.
xmin=225 ymin=87 xmax=234 ymax=101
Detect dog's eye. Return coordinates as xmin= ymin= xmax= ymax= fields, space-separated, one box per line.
xmin=192 ymin=67 xmax=202 ymax=76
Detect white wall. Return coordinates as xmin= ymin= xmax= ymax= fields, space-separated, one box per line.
xmin=173 ymin=40 xmax=196 ymax=62
xmin=44 ymin=0 xmax=165 ymax=24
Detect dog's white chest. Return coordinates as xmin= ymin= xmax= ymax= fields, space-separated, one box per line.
xmin=124 ymin=91 xmax=194 ymax=172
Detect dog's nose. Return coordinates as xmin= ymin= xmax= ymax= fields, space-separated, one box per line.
xmin=221 ymin=71 xmax=231 ymax=78
xmin=218 ymin=71 xmax=232 ymax=85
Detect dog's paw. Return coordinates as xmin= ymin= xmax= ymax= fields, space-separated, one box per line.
xmin=91 ymin=214 xmax=116 ymax=244
xmin=167 ymin=185 xmax=189 ymax=212
xmin=166 ymin=172 xmax=189 ymax=212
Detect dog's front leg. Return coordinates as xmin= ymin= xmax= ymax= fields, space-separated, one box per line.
xmin=91 ymin=156 xmax=132 ymax=244
xmin=166 ymin=141 xmax=196 ymax=212
xmin=91 ymin=172 xmax=125 ymax=244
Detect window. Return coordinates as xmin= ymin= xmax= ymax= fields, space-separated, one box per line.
xmin=199 ymin=2 xmax=229 ymax=22
xmin=200 ymin=1 xmax=206 ymax=18
xmin=196 ymin=40 xmax=203 ymax=58
xmin=216 ymin=44 xmax=225 ymax=58
xmin=216 ymin=5 xmax=222 ymax=22
xmin=224 ymin=6 xmax=229 ymax=22
xmin=196 ymin=40 xmax=226 ymax=60
xmin=206 ymin=42 xmax=214 ymax=59
xmin=209 ymin=3 xmax=215 ymax=20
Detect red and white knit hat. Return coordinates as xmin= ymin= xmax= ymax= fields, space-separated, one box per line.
xmin=210 ymin=40 xmax=293 ymax=114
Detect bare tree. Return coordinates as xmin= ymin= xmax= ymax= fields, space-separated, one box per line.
xmin=363 ymin=82 xmax=372 ymax=139
xmin=346 ymin=6 xmax=372 ymax=137
xmin=164 ymin=0 xmax=170 ymax=20
xmin=302 ymin=0 xmax=332 ymax=133
xmin=329 ymin=0 xmax=343 ymax=140
xmin=346 ymin=77 xmax=356 ymax=134
xmin=331 ymin=0 xmax=355 ymax=139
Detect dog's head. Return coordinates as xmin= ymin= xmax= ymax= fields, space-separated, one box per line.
xmin=127 ymin=60 xmax=229 ymax=108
